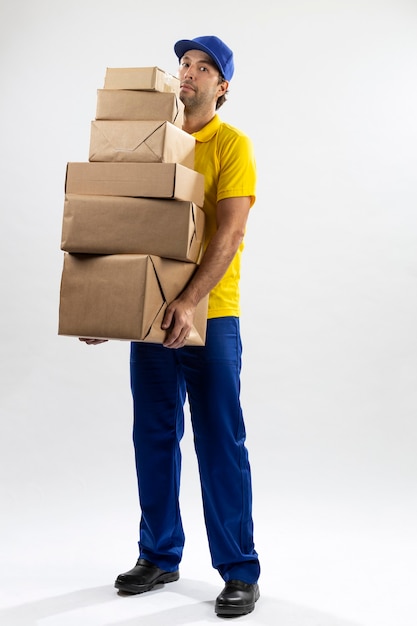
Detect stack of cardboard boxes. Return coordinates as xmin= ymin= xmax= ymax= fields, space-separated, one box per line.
xmin=58 ymin=67 xmax=208 ymax=345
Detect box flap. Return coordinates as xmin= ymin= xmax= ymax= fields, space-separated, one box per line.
xmin=143 ymin=256 xmax=208 ymax=345
xmin=90 ymin=120 xmax=166 ymax=154
xmin=88 ymin=120 xmax=195 ymax=168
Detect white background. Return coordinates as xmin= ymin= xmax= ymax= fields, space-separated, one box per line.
xmin=0 ymin=1 xmax=416 ymax=625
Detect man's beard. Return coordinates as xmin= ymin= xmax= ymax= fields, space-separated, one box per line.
xmin=179 ymin=90 xmax=199 ymax=111
xmin=180 ymin=87 xmax=213 ymax=113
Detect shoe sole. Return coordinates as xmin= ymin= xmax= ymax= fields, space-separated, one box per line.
xmin=115 ymin=571 xmax=179 ymax=594
xmin=215 ymin=603 xmax=255 ymax=616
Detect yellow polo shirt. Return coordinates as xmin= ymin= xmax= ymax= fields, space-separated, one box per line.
xmin=192 ymin=115 xmax=256 ymax=319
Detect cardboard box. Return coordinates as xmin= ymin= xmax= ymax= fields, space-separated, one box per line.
xmin=89 ymin=120 xmax=195 ymax=168
xmin=65 ymin=162 xmax=205 ymax=206
xmin=95 ymin=89 xmax=184 ymax=127
xmin=61 ymin=194 xmax=205 ymax=263
xmin=104 ymin=67 xmax=180 ymax=95
xmin=58 ymin=253 xmax=208 ymax=345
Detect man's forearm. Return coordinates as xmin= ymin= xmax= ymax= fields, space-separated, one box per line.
xmin=180 ymin=226 xmax=243 ymax=306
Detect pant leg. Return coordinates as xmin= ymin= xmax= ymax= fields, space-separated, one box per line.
xmin=130 ymin=341 xmax=186 ymax=572
xmin=179 ymin=317 xmax=260 ymax=584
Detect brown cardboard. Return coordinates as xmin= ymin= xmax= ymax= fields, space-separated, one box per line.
xmin=95 ymin=90 xmax=184 ymax=127
xmin=89 ymin=120 xmax=195 ymax=168
xmin=58 ymin=253 xmax=208 ymax=345
xmin=104 ymin=67 xmax=180 ymax=95
xmin=61 ymin=194 xmax=205 ymax=263
xmin=65 ymin=162 xmax=205 ymax=206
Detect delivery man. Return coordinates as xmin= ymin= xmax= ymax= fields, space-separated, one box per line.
xmin=82 ymin=35 xmax=260 ymax=617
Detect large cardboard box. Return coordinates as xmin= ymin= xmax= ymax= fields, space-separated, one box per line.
xmin=104 ymin=67 xmax=180 ymax=95
xmin=89 ymin=120 xmax=195 ymax=168
xmin=61 ymin=194 xmax=205 ymax=263
xmin=95 ymin=90 xmax=184 ymax=127
xmin=58 ymin=253 xmax=208 ymax=345
xmin=65 ymin=162 xmax=205 ymax=206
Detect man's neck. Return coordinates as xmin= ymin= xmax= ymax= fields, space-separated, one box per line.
xmin=182 ymin=109 xmax=216 ymax=134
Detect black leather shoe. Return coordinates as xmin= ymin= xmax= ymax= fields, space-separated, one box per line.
xmin=215 ymin=580 xmax=260 ymax=616
xmin=114 ymin=558 xmax=179 ymax=594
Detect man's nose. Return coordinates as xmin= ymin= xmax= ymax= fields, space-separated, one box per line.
xmin=183 ymin=64 xmax=195 ymax=79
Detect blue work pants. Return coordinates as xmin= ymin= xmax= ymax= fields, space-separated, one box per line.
xmin=130 ymin=317 xmax=260 ymax=584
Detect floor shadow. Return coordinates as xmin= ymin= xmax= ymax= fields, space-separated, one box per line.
xmin=0 ymin=579 xmax=364 ymax=626
xmin=0 ymin=585 xmax=115 ymax=626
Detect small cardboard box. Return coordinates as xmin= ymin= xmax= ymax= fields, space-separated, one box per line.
xmin=89 ymin=120 xmax=195 ymax=168
xmin=104 ymin=67 xmax=180 ymax=95
xmin=61 ymin=194 xmax=205 ymax=263
xmin=65 ymin=162 xmax=205 ymax=206
xmin=95 ymin=89 xmax=184 ymax=127
xmin=58 ymin=253 xmax=208 ymax=345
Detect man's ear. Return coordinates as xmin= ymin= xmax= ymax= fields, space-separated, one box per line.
xmin=217 ymin=79 xmax=229 ymax=97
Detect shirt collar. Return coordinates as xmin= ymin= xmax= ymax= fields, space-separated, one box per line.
xmin=192 ymin=114 xmax=221 ymax=142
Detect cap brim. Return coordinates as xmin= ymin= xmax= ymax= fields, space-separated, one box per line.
xmin=174 ymin=39 xmax=224 ymax=77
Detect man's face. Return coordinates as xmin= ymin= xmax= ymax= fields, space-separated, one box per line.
xmin=178 ymin=49 xmax=227 ymax=111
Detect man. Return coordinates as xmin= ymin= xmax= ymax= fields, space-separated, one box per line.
xmin=83 ymin=35 xmax=260 ymax=617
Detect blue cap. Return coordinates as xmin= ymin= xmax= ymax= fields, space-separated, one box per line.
xmin=174 ymin=35 xmax=234 ymax=81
